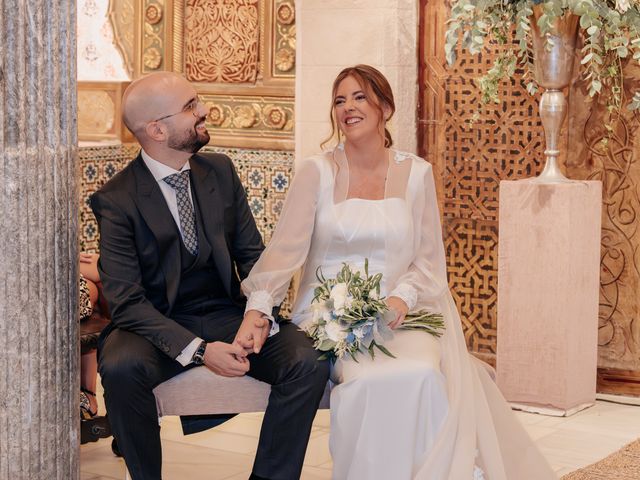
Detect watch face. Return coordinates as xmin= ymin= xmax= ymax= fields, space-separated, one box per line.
xmin=192 ymin=342 xmax=207 ymax=365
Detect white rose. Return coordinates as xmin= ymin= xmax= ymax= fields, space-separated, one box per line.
xmin=616 ymin=0 xmax=630 ymax=13
xmin=330 ymin=283 xmax=349 ymax=311
xmin=324 ymin=321 xmax=347 ymax=342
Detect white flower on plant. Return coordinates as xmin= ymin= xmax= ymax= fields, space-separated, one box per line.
xmin=324 ymin=320 xmax=348 ymax=342
xmin=345 ymin=294 xmax=354 ymax=308
xmin=330 ymin=282 xmax=349 ymax=314
xmin=311 ymin=302 xmax=333 ymax=324
xmin=616 ymin=0 xmax=631 ymax=12
xmin=353 ymin=325 xmax=368 ymax=339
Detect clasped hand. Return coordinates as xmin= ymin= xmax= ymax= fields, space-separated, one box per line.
xmin=234 ymin=309 xmax=270 ymax=354
xmin=200 ymin=311 xmax=269 ymax=377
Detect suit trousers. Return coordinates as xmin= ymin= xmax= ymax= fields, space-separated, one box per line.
xmin=98 ymin=305 xmax=330 ymax=480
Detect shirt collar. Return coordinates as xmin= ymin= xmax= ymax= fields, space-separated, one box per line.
xmin=141 ymin=149 xmax=191 ymax=183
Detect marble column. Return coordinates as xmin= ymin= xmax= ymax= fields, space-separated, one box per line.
xmin=0 ymin=1 xmax=79 ymax=479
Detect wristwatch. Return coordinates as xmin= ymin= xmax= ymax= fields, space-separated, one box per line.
xmin=191 ymin=340 xmax=207 ymax=365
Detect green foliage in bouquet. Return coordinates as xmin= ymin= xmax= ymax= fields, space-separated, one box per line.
xmin=306 ymin=260 xmax=445 ymax=363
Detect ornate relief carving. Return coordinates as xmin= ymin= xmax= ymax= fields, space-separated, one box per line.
xmin=145 ymin=4 xmax=163 ymax=24
xmin=78 ymin=90 xmax=116 ymax=136
xmin=78 ymin=81 xmax=131 ymax=141
xmin=273 ymin=0 xmax=295 ymax=75
xmin=567 ymin=65 xmax=640 ymax=374
xmin=184 ymin=0 xmax=260 ymax=83
xmin=137 ymin=0 xmax=295 ymax=149
xmin=203 ymin=96 xmax=293 ymax=132
xmin=142 ymin=0 xmax=165 ymax=72
xmin=108 ymin=0 xmax=135 ymax=77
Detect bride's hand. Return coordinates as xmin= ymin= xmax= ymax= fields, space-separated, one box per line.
xmin=386 ymin=296 xmax=408 ymax=329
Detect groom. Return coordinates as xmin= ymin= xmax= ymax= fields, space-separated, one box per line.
xmin=91 ymin=72 xmax=329 ymax=480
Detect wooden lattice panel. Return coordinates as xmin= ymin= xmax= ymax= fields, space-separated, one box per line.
xmin=444 ymin=217 xmax=498 ymax=360
xmin=420 ymin=1 xmax=545 ymax=361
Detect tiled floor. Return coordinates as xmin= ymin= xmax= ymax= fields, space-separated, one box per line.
xmin=81 ymin=397 xmax=640 ymax=479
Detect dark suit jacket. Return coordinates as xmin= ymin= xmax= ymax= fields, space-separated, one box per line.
xmin=90 ymin=152 xmax=265 ymax=359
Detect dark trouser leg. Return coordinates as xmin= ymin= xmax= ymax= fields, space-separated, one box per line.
xmin=98 ymin=328 xmax=187 ymax=480
xmin=246 ymin=322 xmax=330 ymax=480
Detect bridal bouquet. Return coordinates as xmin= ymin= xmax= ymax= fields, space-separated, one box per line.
xmin=305 ymin=260 xmax=445 ymax=362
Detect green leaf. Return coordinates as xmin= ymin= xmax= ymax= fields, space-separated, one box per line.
xmin=374 ymin=342 xmax=396 ymax=359
xmin=581 ymin=52 xmax=594 ymax=64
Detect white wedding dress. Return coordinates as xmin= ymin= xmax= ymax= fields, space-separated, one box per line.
xmin=242 ymin=147 xmax=556 ymax=479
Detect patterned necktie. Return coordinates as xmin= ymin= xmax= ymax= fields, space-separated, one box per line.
xmin=163 ymin=170 xmax=198 ymax=256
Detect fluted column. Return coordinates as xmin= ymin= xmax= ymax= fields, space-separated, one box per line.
xmin=0 ymin=2 xmax=79 ymax=479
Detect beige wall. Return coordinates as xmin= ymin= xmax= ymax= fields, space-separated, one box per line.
xmin=295 ymin=0 xmax=419 ymax=161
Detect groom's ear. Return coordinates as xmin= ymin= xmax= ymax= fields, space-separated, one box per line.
xmin=145 ymin=121 xmax=167 ymax=142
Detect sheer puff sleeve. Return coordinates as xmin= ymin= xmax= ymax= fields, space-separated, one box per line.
xmin=241 ymin=158 xmax=322 ymax=319
xmin=388 ymin=160 xmax=449 ymax=310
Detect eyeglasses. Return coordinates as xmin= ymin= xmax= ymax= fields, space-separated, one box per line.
xmin=153 ymin=97 xmax=203 ymax=122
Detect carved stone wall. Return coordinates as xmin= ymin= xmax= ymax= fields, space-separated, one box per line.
xmin=79 ymin=0 xmax=295 ymax=149
xmin=419 ymin=1 xmax=545 ymax=366
xmin=108 ymin=0 xmax=135 ymax=77
xmin=566 ymin=65 xmax=640 ymax=395
xmin=184 ymin=0 xmax=260 ymax=83
xmin=77 ymin=0 xmax=129 ymax=80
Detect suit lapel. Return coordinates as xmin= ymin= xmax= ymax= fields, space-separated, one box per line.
xmin=131 ymin=155 xmax=182 ymax=307
xmin=189 ymin=155 xmax=232 ymax=293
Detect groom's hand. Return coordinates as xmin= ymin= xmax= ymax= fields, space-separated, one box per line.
xmin=203 ymin=341 xmax=250 ymax=377
xmin=235 ymin=310 xmax=270 ymax=354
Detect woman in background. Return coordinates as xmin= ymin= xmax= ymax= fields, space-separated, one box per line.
xmin=79 ymin=252 xmax=105 ymax=419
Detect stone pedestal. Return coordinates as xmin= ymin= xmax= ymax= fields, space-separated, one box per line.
xmin=0 ymin=1 xmax=79 ymax=479
xmin=497 ymin=180 xmax=602 ymax=415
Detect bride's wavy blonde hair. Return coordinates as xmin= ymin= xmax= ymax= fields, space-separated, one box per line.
xmin=321 ymin=64 xmax=396 ymax=150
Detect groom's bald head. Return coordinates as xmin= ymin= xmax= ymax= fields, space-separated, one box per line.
xmin=122 ymin=72 xmax=193 ymax=137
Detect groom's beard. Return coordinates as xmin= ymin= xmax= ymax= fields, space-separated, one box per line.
xmin=168 ymin=116 xmax=210 ymax=153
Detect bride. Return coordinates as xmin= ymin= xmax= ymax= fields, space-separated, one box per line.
xmin=240 ymin=64 xmax=556 ymax=479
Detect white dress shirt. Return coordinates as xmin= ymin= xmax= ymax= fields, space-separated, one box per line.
xmin=141 ymin=150 xmax=202 ymax=365
xmin=141 ymin=150 xmax=277 ymax=365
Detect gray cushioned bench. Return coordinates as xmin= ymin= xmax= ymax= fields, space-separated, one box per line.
xmin=153 ymin=366 xmax=331 ymax=418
